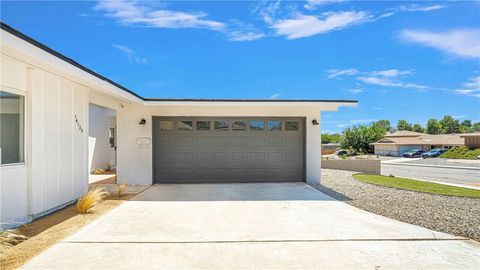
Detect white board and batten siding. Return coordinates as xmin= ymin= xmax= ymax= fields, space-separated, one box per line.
xmin=1 ymin=54 xmax=89 ymax=224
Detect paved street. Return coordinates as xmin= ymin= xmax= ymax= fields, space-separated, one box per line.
xmin=382 ymin=163 xmax=480 ymax=186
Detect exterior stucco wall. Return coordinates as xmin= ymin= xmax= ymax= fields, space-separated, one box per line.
xmin=116 ymin=103 xmax=324 ymax=185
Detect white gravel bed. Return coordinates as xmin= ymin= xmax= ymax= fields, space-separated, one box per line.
xmin=314 ymin=169 xmax=480 ymax=242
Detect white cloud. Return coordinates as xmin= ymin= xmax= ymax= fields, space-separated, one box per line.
xmin=348 ymin=88 xmax=363 ymax=94
xmin=112 ymin=44 xmax=148 ymax=65
xmin=399 ymin=4 xmax=448 ymax=12
xmin=326 ymin=68 xmax=360 ymax=79
xmin=400 ymin=29 xmax=480 ymax=59
xmin=304 ymin=0 xmax=347 ymax=10
xmin=226 ymin=20 xmax=265 ymax=41
xmin=95 ymin=0 xmax=224 ymax=31
xmin=270 ymin=11 xmax=372 ymax=39
xmin=455 ymin=76 xmax=480 ymax=98
xmin=326 ymin=68 xmax=428 ymax=91
xmin=269 ymin=93 xmax=284 ymax=99
xmin=370 ymin=69 xmax=412 ymax=77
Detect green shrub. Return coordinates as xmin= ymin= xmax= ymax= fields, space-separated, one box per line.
xmin=440 ymin=146 xmax=480 ymax=160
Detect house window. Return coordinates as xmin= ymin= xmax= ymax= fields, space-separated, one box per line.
xmin=268 ymin=120 xmax=282 ymax=131
xmin=196 ymin=121 xmax=211 ymax=131
xmin=178 ymin=120 xmax=193 ymax=130
xmin=285 ymin=121 xmax=298 ymax=131
xmin=0 ymin=90 xmax=25 ymax=165
xmin=159 ymin=120 xmax=174 ymax=131
xmin=249 ymin=120 xmax=264 ymax=130
xmin=214 ymin=120 xmax=229 ymax=131
xmin=232 ymin=120 xmax=247 ymax=130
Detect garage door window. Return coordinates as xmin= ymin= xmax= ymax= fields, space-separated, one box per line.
xmin=268 ymin=120 xmax=282 ymax=131
xmin=1 ymin=90 xmax=25 ymax=165
xmin=232 ymin=120 xmax=247 ymax=130
xmin=286 ymin=121 xmax=299 ymax=131
xmin=196 ymin=121 xmax=211 ymax=131
xmin=178 ymin=120 xmax=193 ymax=130
xmin=159 ymin=120 xmax=174 ymax=131
xmin=249 ymin=120 xmax=264 ymax=130
xmin=214 ymin=120 xmax=229 ymax=131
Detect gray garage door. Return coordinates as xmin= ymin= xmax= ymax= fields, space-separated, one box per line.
xmin=152 ymin=117 xmax=305 ymax=183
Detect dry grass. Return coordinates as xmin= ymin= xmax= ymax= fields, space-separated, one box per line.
xmin=76 ymin=187 xmax=109 ymax=213
xmin=117 ymin=184 xmax=126 ymax=197
xmin=0 ymin=229 xmax=27 ymax=260
xmin=0 ymin=195 xmax=134 ymax=270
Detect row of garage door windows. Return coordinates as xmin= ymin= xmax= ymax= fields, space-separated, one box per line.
xmin=158 ymin=120 xmax=299 ymax=131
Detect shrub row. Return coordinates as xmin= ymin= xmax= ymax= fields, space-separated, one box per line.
xmin=440 ymin=146 xmax=480 ymax=160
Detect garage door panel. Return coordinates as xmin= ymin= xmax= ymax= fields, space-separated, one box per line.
xmin=213 ymin=136 xmax=229 ymax=147
xmin=230 ymin=136 xmax=248 ymax=148
xmin=175 ymin=136 xmax=193 ymax=147
xmin=266 ymin=137 xmax=282 ymax=147
xmin=249 ymin=137 xmax=265 ymax=148
xmin=194 ymin=137 xmax=214 ymax=148
xmin=153 ymin=117 xmax=304 ymax=183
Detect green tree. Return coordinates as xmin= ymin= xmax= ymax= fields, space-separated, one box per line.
xmin=426 ymin=118 xmax=441 ymax=134
xmin=412 ymin=123 xmax=425 ymax=133
xmin=473 ymin=122 xmax=480 ymax=132
xmin=321 ymin=133 xmax=342 ymax=144
xmin=438 ymin=115 xmax=461 ymax=134
xmin=340 ymin=124 xmax=386 ymax=153
xmin=397 ymin=119 xmax=413 ymax=131
xmin=460 ymin=120 xmax=473 ymax=133
xmin=373 ymin=120 xmax=391 ymax=132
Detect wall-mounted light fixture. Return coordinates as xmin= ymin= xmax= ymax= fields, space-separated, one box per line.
xmin=139 ymin=118 xmax=146 ymax=125
xmin=312 ymin=119 xmax=319 ymax=125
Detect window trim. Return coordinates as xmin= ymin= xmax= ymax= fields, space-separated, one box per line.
xmin=0 ymin=88 xmax=27 ymax=167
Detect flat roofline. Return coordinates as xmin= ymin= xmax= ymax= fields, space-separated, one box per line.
xmin=1 ymin=22 xmax=357 ymax=105
xmin=143 ymin=98 xmax=357 ymax=103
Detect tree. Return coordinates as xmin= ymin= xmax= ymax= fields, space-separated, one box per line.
xmin=373 ymin=120 xmax=391 ymax=132
xmin=460 ymin=120 xmax=473 ymax=133
xmin=397 ymin=119 xmax=412 ymax=131
xmin=473 ymin=122 xmax=480 ymax=132
xmin=340 ymin=124 xmax=387 ymax=153
xmin=426 ymin=118 xmax=441 ymax=134
xmin=321 ymin=133 xmax=342 ymax=144
xmin=412 ymin=123 xmax=425 ymax=133
xmin=438 ymin=115 xmax=460 ymax=134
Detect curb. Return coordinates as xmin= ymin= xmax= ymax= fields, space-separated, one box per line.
xmin=382 ymin=162 xmax=480 ymax=171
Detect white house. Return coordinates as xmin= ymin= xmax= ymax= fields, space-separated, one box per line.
xmin=0 ymin=23 xmax=357 ymax=227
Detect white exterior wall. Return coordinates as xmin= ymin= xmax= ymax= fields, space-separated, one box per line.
xmin=0 ymin=53 xmax=90 ymax=225
xmin=117 ymin=103 xmax=328 ymax=186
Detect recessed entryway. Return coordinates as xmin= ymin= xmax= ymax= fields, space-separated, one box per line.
xmin=88 ymin=104 xmax=117 ymax=184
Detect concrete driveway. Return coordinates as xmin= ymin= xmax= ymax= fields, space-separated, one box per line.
xmin=23 ymin=183 xmax=480 ymax=269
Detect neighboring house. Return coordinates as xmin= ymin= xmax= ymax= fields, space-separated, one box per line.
xmin=372 ymin=131 xmax=465 ymax=156
xmin=0 ymin=23 xmax=357 ymax=227
xmin=460 ymin=133 xmax=480 ymax=149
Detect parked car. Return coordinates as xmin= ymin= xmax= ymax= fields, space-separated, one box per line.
xmin=335 ymin=149 xmax=349 ymax=157
xmin=402 ymin=149 xmax=425 ymax=158
xmin=422 ymin=148 xmax=447 ymax=158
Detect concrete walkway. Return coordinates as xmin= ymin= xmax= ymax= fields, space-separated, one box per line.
xmin=22 ymin=183 xmax=480 ymax=269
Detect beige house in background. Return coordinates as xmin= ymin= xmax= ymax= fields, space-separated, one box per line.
xmin=372 ymin=131 xmax=466 ymax=156
xmin=460 ymin=133 xmax=480 ymax=149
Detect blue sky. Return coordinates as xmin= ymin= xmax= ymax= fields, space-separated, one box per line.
xmin=2 ymin=0 xmax=479 ymax=133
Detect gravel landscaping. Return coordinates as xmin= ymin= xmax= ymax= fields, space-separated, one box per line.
xmin=315 ymin=169 xmax=480 ymax=242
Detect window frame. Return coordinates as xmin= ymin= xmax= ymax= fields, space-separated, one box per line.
xmin=0 ymin=87 xmax=27 ymax=167
xmin=158 ymin=120 xmax=175 ymax=131
xmin=267 ymin=120 xmax=282 ymax=131
xmin=214 ymin=120 xmax=230 ymax=131
xmin=249 ymin=120 xmax=265 ymax=131
xmin=232 ymin=120 xmax=248 ymax=131
xmin=196 ymin=120 xmax=211 ymax=131
xmin=177 ymin=120 xmax=193 ymax=131
xmin=285 ymin=121 xmax=299 ymax=131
